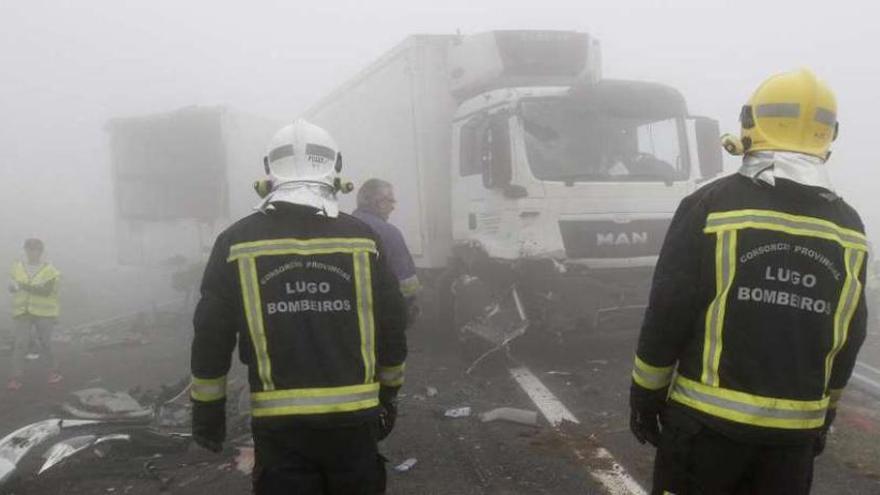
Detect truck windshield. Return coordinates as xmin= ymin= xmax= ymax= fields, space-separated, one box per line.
xmin=521 ymin=98 xmax=688 ymax=183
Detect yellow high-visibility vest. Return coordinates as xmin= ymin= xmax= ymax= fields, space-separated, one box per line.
xmin=11 ymin=261 xmax=61 ymax=318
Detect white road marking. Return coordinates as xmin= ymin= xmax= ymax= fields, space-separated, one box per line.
xmin=591 ymin=448 xmax=651 ymax=495
xmin=855 ymin=361 xmax=880 ymax=378
xmin=509 ymin=366 xmax=579 ymax=426
xmin=852 ymin=371 xmax=880 ymax=396
xmin=508 ymin=366 xmax=647 ymax=495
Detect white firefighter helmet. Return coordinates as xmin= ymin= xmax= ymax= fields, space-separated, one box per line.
xmin=257 ymin=120 xmax=344 ymax=217
xmin=264 ymin=119 xmax=342 ymax=187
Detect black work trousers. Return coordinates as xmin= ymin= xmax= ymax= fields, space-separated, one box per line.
xmin=652 ymin=409 xmax=815 ymax=495
xmin=252 ymin=421 xmax=384 ymax=495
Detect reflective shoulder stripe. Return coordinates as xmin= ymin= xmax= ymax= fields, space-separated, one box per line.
xmin=377 ymin=363 xmax=406 ymax=387
xmin=238 ymin=257 xmax=274 ymax=391
xmin=704 ymin=210 xmax=868 ymax=251
xmin=228 ymin=238 xmax=378 ymax=261
xmin=670 ymin=375 xmax=828 ymax=430
xmin=399 ymin=276 xmax=421 ymax=298
xmin=631 ymin=356 xmax=674 ymax=390
xmin=828 ymin=388 xmax=843 ymax=409
xmin=353 ymin=251 xmax=376 ymax=384
xmin=251 ymin=383 xmax=380 ymax=417
xmin=191 ymin=375 xmax=228 ymax=402
xmin=824 ymin=249 xmax=866 ymax=389
xmin=702 ymin=230 xmax=737 ymax=387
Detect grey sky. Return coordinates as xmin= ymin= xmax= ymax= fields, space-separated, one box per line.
xmin=1 ymin=0 xmax=878 ymax=255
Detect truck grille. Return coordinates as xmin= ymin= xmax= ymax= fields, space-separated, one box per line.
xmin=559 ymin=219 xmax=671 ymax=259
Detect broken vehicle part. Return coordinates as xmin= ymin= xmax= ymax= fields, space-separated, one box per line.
xmin=61 ymin=388 xmax=153 ymax=421
xmin=0 ymin=419 xmax=100 ymax=486
xmin=443 ymin=407 xmax=472 ymax=418
xmin=479 ymin=407 xmax=539 ymax=426
xmin=393 ymin=458 xmax=418 ymax=472
xmin=38 ymin=434 xmax=131 ymax=475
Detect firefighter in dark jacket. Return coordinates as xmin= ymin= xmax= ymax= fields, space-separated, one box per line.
xmin=630 ymin=69 xmax=868 ymax=495
xmin=190 ymin=120 xmax=408 ymax=495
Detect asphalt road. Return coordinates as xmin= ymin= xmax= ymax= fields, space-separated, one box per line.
xmin=1 ymin=309 xmax=879 ymax=494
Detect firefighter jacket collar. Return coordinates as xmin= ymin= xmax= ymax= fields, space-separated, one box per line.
xmin=255 ymin=181 xmax=339 ymax=218
xmin=739 ymin=151 xmax=834 ymax=192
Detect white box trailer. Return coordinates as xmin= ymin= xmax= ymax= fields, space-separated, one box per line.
xmin=306 ymin=35 xmax=458 ymax=269
xmin=107 ymin=106 xmax=279 ymax=266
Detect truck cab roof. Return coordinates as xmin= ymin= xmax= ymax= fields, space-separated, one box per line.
xmin=453 ymin=79 xmax=688 ymax=122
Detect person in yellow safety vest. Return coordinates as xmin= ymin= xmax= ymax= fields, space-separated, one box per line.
xmin=630 ymin=69 xmax=868 ymax=494
xmin=7 ymin=238 xmax=62 ymax=391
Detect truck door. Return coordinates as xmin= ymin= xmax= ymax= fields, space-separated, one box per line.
xmin=452 ymin=114 xmax=488 ymax=241
xmin=452 ymin=112 xmax=511 ymax=245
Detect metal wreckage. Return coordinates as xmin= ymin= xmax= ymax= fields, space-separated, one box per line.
xmin=0 ymin=379 xmax=249 ymax=492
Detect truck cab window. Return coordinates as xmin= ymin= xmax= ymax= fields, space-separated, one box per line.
xmin=459 ymin=117 xmax=487 ymax=177
xmin=482 ymin=116 xmax=512 ymax=188
xmin=521 ymin=98 xmax=687 ymax=183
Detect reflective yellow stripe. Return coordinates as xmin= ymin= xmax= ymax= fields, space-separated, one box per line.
xmin=705 ymin=210 xmax=868 ymax=251
xmin=191 ymin=375 xmax=227 ymax=402
xmin=251 ymin=383 xmax=380 ymax=417
xmin=670 ymin=375 xmax=828 ymax=429
xmin=632 ymin=356 xmax=674 ymax=390
xmin=239 ymin=257 xmax=274 ymax=391
xmin=230 ymin=237 xmax=379 ymax=391
xmin=377 ymin=363 xmax=406 ymax=387
xmin=228 ymin=238 xmax=377 ymax=261
xmin=353 ymin=251 xmax=376 ymax=383
xmin=399 ymin=275 xmax=421 ymax=298
xmin=702 ymin=230 xmax=736 ymax=387
xmin=828 ymin=388 xmax=843 ymax=409
xmin=825 ymin=249 xmax=865 ymax=389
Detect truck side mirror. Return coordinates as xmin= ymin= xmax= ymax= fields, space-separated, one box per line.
xmin=693 ymin=117 xmax=723 ymax=179
xmin=481 ymin=116 xmax=512 ymax=188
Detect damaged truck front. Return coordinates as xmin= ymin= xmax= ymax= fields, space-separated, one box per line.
xmin=305 ymin=30 xmax=723 ymax=347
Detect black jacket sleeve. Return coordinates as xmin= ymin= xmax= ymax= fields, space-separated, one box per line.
xmin=633 ymin=193 xmax=707 ymax=391
xmin=372 ymin=243 xmax=408 ymax=403
xmin=827 ymin=255 xmax=869 ymax=406
xmin=190 ymin=232 xmax=239 ymax=443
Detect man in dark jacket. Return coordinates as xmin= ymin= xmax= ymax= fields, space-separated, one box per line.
xmin=191 ymin=120 xmax=407 ymax=495
xmin=630 ymin=69 xmax=867 ymax=494
xmin=352 ymin=179 xmax=421 ymax=308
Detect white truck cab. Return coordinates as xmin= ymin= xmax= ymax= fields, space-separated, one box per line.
xmin=305 ymin=30 xmax=723 ymax=340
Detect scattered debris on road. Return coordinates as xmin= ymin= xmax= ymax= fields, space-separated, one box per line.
xmin=480 ymin=407 xmax=539 ymax=427
xmin=444 ymin=407 xmax=472 ymax=419
xmin=394 ymin=458 xmax=418 ymax=473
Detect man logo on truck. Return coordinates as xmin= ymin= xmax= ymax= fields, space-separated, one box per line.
xmin=597 ymin=232 xmax=648 ymax=247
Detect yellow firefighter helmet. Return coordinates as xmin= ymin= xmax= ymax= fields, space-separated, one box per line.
xmin=723 ymin=69 xmax=838 ymax=160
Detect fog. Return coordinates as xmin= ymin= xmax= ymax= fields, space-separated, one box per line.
xmin=1 ymin=0 xmax=878 ymax=319
xmin=2 ymin=2 xmax=880 ymax=492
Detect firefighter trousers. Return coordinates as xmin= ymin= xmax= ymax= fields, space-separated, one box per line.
xmin=652 ymin=409 xmax=815 ymax=495
xmin=252 ymin=421 xmax=385 ymax=495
